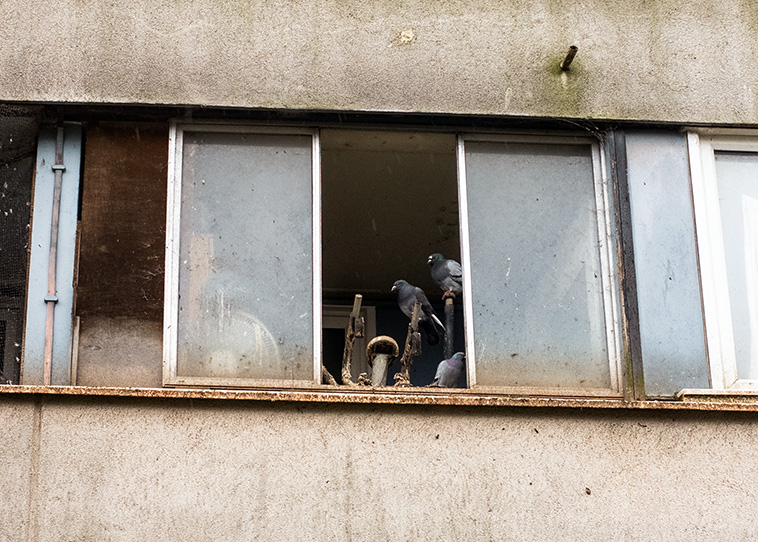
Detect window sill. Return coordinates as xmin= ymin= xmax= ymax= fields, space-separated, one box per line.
xmin=2 ymin=384 xmax=758 ymax=411
xmin=677 ymin=389 xmax=758 ymax=404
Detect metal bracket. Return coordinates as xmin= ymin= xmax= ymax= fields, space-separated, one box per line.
xmin=44 ymin=296 xmax=59 ymax=303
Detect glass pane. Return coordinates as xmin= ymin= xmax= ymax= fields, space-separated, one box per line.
xmin=465 ymin=140 xmax=610 ymax=388
xmin=714 ymin=151 xmax=758 ymax=380
xmin=626 ymin=131 xmax=709 ymax=396
xmin=177 ymin=131 xmax=313 ymax=381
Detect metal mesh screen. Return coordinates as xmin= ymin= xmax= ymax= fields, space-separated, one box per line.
xmin=0 ymin=111 xmax=39 ymax=383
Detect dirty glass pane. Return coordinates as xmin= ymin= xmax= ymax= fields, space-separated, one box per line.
xmin=714 ymin=151 xmax=758 ymax=380
xmin=465 ymin=141 xmax=610 ymax=389
xmin=625 ymin=132 xmax=709 ymax=396
xmin=177 ymin=131 xmax=313 ymax=381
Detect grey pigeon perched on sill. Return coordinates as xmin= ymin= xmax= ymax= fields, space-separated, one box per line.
xmin=391 ymin=279 xmax=445 ymax=346
xmin=427 ymin=253 xmax=463 ymax=297
xmin=431 ymin=352 xmax=465 ymax=387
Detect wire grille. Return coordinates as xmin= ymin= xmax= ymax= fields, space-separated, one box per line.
xmin=0 ymin=110 xmax=40 ymax=383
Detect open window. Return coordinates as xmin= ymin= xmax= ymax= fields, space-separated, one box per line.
xmin=14 ymin=118 xmax=622 ymax=396
xmin=689 ymin=131 xmax=758 ymax=390
xmin=160 ymin=122 xmax=620 ymax=393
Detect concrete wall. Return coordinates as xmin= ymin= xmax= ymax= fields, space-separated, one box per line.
xmin=2 ymin=0 xmax=758 ymax=124
xmin=3 ymin=394 xmax=758 ymax=541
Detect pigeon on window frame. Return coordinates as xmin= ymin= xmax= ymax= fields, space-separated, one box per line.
xmin=427 ymin=253 xmax=463 ymax=297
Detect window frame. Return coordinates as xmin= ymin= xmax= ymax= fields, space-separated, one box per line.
xmin=688 ymin=130 xmax=758 ymax=390
xmin=162 ymin=123 xmax=624 ymax=394
xmin=162 ymin=121 xmax=323 ymax=388
xmin=457 ymin=133 xmax=624 ymax=396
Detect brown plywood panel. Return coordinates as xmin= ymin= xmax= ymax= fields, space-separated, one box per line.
xmin=78 ymin=122 xmax=167 ymax=320
xmin=76 ymin=122 xmax=167 ymax=387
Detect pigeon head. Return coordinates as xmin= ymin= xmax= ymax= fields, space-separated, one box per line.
xmin=391 ymin=279 xmax=408 ymax=293
xmin=451 ymin=352 xmax=466 ymax=364
xmin=427 ymin=253 xmax=444 ymax=266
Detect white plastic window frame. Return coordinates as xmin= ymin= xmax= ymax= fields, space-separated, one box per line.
xmin=688 ymin=130 xmax=758 ymax=390
xmin=162 ymin=123 xmax=622 ymax=394
xmin=456 ymin=133 xmax=624 ymax=396
xmin=163 ymin=122 xmax=322 ymax=387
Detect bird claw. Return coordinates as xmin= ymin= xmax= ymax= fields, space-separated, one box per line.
xmin=442 ymin=290 xmax=456 ymax=300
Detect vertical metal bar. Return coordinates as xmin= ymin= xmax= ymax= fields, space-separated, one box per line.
xmin=594 ymin=141 xmax=623 ymax=394
xmin=456 ymin=135 xmax=477 ymax=388
xmin=43 ymin=126 xmax=65 ymax=385
xmin=443 ymin=297 xmax=454 ymax=360
xmin=312 ymin=129 xmax=323 ymax=385
xmin=163 ymin=121 xmax=181 ymax=385
xmin=609 ymin=129 xmax=645 ymax=400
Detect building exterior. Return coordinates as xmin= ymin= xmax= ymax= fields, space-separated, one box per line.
xmin=3 ymin=0 xmax=758 ymax=539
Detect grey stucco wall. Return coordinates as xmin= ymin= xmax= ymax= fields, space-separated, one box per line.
xmin=3 ymin=0 xmax=758 ymax=123
xmin=3 ymin=395 xmax=758 ymax=541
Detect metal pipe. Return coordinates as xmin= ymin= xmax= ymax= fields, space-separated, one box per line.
xmin=560 ymin=45 xmax=578 ymax=70
xmin=443 ymin=295 xmax=455 ymax=360
xmin=43 ymin=126 xmax=65 ymax=385
xmin=366 ymin=336 xmax=399 ymax=387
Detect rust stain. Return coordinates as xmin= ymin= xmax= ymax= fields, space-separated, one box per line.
xmin=1 ymin=384 xmax=758 ymax=412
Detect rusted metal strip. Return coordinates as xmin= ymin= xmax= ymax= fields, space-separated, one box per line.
xmin=43 ymin=126 xmax=66 ymax=385
xmin=609 ymin=129 xmax=645 ymax=400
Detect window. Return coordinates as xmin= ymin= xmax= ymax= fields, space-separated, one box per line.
xmin=11 ymin=117 xmax=626 ymax=396
xmin=689 ymin=131 xmax=758 ymax=390
xmin=459 ymin=134 xmax=621 ymax=393
xmin=160 ymin=122 xmax=621 ymax=393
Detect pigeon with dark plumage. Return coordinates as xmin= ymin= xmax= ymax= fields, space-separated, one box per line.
xmin=431 ymin=352 xmax=465 ymax=387
xmin=427 ymin=253 xmax=463 ymax=297
xmin=391 ymin=279 xmax=445 ymax=345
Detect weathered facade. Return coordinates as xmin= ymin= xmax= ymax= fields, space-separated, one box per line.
xmin=3 ymin=0 xmax=758 ymax=540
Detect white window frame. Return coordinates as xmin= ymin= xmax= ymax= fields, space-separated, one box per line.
xmin=162 ymin=122 xmax=622 ymax=394
xmin=457 ymin=133 xmax=623 ymax=395
xmin=163 ymin=122 xmax=322 ymax=387
xmin=688 ymin=130 xmax=758 ymax=390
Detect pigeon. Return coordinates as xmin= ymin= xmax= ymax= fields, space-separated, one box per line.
xmin=427 ymin=253 xmax=463 ymax=297
xmin=391 ymin=279 xmax=446 ymax=345
xmin=431 ymin=352 xmax=466 ymax=387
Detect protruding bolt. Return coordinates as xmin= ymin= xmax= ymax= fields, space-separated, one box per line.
xmin=560 ymin=45 xmax=578 ymax=71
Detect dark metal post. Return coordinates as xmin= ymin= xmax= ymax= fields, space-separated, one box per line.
xmin=443 ymin=295 xmax=455 ymax=360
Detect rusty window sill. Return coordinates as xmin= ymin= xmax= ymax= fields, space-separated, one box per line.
xmin=2 ymin=384 xmax=758 ymax=411
xmin=677 ymin=389 xmax=758 ymax=404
